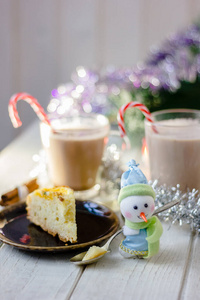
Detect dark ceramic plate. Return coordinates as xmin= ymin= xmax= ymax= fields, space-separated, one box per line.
xmin=0 ymin=200 xmax=119 ymax=252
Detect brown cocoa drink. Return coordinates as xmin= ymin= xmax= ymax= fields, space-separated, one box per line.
xmin=40 ymin=114 xmax=109 ymax=191
xmin=145 ymin=109 xmax=200 ymax=192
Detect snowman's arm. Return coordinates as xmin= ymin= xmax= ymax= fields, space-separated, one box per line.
xmin=123 ymin=225 xmax=139 ymax=236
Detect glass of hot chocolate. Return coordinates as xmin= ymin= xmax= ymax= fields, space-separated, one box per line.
xmin=145 ymin=109 xmax=200 ymax=192
xmin=40 ymin=113 xmax=110 ymax=198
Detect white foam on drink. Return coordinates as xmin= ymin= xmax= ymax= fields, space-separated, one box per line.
xmin=154 ymin=118 xmax=200 ymax=140
xmin=157 ymin=118 xmax=199 ymax=126
xmin=50 ymin=116 xmax=109 ymax=140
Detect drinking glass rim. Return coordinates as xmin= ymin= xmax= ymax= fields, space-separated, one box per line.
xmin=41 ymin=113 xmax=110 ymax=134
xmin=145 ymin=108 xmax=200 ymax=128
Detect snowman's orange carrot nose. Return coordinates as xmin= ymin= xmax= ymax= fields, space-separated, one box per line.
xmin=140 ymin=212 xmax=148 ymax=223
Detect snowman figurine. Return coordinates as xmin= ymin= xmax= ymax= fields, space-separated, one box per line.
xmin=118 ymin=159 xmax=163 ymax=259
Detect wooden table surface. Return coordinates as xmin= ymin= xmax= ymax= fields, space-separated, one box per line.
xmin=0 ymin=121 xmax=199 ymax=300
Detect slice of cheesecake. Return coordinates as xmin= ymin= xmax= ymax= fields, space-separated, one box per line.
xmin=26 ymin=187 xmax=77 ymax=243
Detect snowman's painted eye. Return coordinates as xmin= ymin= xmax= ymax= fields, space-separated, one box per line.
xmin=133 ymin=205 xmax=138 ymax=210
xmin=144 ymin=203 xmax=148 ymax=208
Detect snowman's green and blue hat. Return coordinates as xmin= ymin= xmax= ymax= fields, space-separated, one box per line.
xmin=118 ymin=160 xmax=155 ymax=204
xmin=121 ymin=160 xmax=148 ymax=188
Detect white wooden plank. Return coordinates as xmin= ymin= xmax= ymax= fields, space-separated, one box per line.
xmin=0 ymin=244 xmax=83 ymax=300
xmin=0 ymin=0 xmax=18 ymax=150
xmin=70 ymin=223 xmax=192 ymax=300
xmin=59 ymin=0 xmax=97 ymax=80
xmin=103 ymin=0 xmax=141 ymax=67
xmin=18 ymin=0 xmax=59 ymax=125
xmin=186 ymin=0 xmax=200 ymax=23
xmin=180 ymin=232 xmax=200 ymax=299
xmin=139 ymin=0 xmax=196 ymax=60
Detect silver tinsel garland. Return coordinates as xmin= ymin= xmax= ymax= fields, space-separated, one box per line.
xmin=152 ymin=180 xmax=200 ymax=233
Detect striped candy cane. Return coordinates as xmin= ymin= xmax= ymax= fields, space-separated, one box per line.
xmin=118 ymin=101 xmax=156 ymax=137
xmin=8 ymin=92 xmax=51 ymax=128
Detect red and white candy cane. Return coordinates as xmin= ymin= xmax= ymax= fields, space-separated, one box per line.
xmin=118 ymin=101 xmax=156 ymax=137
xmin=8 ymin=92 xmax=51 ymax=128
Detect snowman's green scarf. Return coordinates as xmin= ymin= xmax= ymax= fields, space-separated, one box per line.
xmin=125 ymin=216 xmax=163 ymax=258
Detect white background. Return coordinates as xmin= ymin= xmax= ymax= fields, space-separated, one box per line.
xmin=1 ymin=0 xmax=200 ymax=151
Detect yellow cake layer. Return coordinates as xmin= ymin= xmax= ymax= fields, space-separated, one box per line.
xmin=26 ymin=187 xmax=77 ymax=243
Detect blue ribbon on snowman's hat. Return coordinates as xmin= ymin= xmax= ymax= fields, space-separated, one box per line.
xmin=118 ymin=159 xmax=155 ymax=204
xmin=121 ymin=159 xmax=148 ymax=188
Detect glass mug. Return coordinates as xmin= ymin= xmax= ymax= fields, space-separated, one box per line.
xmin=145 ymin=109 xmax=200 ymax=192
xmin=40 ymin=113 xmax=110 ymax=198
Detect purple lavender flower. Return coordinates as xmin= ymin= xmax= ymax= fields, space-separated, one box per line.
xmin=48 ymin=22 xmax=200 ymax=119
